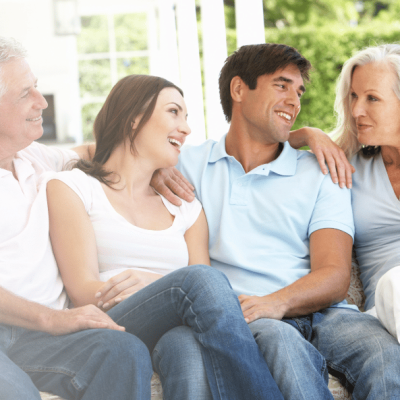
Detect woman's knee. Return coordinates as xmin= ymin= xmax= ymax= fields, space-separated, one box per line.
xmin=152 ymin=326 xmax=204 ymax=376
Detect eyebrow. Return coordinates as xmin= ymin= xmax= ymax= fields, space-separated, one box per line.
xmin=167 ymin=102 xmax=188 ymax=117
xmin=273 ymin=76 xmax=306 ymax=94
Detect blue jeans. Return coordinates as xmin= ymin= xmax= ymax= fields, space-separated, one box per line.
xmin=108 ymin=265 xmax=283 ymax=400
xmin=152 ymin=326 xmax=212 ymax=400
xmin=250 ymin=307 xmax=400 ymax=400
xmin=0 ymin=324 xmax=152 ymax=400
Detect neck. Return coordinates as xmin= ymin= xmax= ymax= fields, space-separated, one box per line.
xmin=102 ymin=144 xmax=156 ymax=197
xmin=225 ymin=125 xmax=283 ymax=173
xmin=381 ymin=145 xmax=400 ymax=169
xmin=0 ymin=156 xmax=15 ymax=172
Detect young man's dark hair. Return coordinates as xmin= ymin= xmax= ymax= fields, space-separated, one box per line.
xmin=219 ymin=43 xmax=312 ymax=122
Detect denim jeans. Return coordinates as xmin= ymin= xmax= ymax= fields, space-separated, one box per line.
xmin=108 ymin=265 xmax=283 ymax=400
xmin=1 ymin=265 xmax=283 ymax=400
xmin=152 ymin=326 xmax=212 ymax=400
xmin=0 ymin=324 xmax=152 ymax=400
xmin=250 ymin=307 xmax=400 ymax=400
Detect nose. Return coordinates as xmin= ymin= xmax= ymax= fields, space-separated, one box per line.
xmin=33 ymin=87 xmax=48 ymax=110
xmin=351 ymin=98 xmax=365 ymax=119
xmin=179 ymin=118 xmax=191 ymax=136
xmin=285 ymin=87 xmax=301 ymax=111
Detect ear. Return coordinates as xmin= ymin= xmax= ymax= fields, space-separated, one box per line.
xmin=131 ymin=120 xmax=138 ymax=130
xmin=230 ymin=76 xmax=245 ymax=103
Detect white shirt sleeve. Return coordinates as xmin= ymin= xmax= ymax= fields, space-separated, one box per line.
xmin=50 ymin=169 xmax=94 ymax=213
xmin=179 ymin=198 xmax=203 ymax=231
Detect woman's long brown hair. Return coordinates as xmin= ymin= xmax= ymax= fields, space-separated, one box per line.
xmin=74 ymin=74 xmax=183 ymax=186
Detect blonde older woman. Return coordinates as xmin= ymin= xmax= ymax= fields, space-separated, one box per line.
xmin=292 ymin=44 xmax=400 ymax=342
xmin=332 ymin=44 xmax=400 ymax=341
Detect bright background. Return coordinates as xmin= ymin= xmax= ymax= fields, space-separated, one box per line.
xmin=1 ymin=0 xmax=399 ymax=147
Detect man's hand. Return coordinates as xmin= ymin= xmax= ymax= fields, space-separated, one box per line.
xmin=95 ymin=270 xmax=163 ymax=310
xmin=290 ymin=127 xmax=355 ymax=189
xmin=44 ymin=305 xmax=125 ymax=336
xmin=239 ymin=293 xmax=288 ymax=323
xmin=151 ymin=167 xmax=195 ymax=206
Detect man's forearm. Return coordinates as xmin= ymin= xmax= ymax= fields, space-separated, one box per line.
xmin=271 ymin=265 xmax=350 ymax=317
xmin=0 ymin=286 xmax=55 ymax=332
xmin=240 ymin=265 xmax=350 ymax=322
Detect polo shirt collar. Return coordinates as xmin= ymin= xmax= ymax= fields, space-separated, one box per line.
xmin=267 ymin=142 xmax=297 ymax=176
xmin=209 ymin=134 xmax=229 ymax=163
xmin=12 ymin=152 xmax=35 ymax=183
xmin=208 ymin=134 xmax=297 ymax=176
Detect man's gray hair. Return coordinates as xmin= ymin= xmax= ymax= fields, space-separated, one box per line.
xmin=333 ymin=43 xmax=400 ymax=159
xmin=0 ymin=37 xmax=27 ymax=98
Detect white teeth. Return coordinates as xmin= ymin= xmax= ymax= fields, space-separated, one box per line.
xmin=168 ymin=138 xmax=182 ymax=149
xmin=26 ymin=116 xmax=41 ymax=122
xmin=277 ymin=112 xmax=291 ymax=121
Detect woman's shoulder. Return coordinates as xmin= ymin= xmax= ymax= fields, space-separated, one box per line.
xmin=51 ymin=168 xmax=98 ymax=212
xmin=159 ymin=195 xmax=202 ymax=230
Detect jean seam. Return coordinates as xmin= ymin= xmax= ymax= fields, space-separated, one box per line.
xmin=22 ymin=366 xmax=75 ymax=378
xmin=22 ymin=366 xmax=86 ymax=392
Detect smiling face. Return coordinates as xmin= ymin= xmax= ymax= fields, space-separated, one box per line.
xmin=238 ymin=64 xmax=305 ymax=144
xmin=0 ymin=58 xmax=48 ymax=152
xmin=351 ymin=62 xmax=400 ymax=148
xmin=133 ymin=87 xmax=190 ymax=168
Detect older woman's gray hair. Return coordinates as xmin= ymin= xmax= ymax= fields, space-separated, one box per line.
xmin=0 ymin=37 xmax=27 ymax=98
xmin=333 ymin=44 xmax=400 ymax=159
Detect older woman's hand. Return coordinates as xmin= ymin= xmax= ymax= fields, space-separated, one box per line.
xmin=151 ymin=167 xmax=195 ymax=206
xmin=290 ymin=127 xmax=355 ymax=189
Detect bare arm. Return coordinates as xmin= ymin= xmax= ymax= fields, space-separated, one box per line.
xmin=0 ymin=286 xmax=124 ymax=335
xmin=185 ymin=209 xmax=211 ymax=266
xmin=289 ymin=127 xmax=355 ymax=189
xmin=240 ymin=228 xmax=353 ymax=323
xmin=47 ymin=179 xmax=105 ymax=307
xmin=71 ymin=143 xmax=95 ymax=161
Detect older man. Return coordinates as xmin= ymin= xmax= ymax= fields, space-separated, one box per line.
xmin=0 ymin=37 xmax=154 ymax=400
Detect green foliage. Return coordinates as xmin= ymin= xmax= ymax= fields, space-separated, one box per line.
xmin=81 ymin=103 xmax=103 ymax=141
xmin=78 ymin=16 xmax=109 ymax=53
xmin=114 ymin=13 xmax=148 ymax=51
xmin=79 ymin=59 xmax=112 ymax=97
xmin=227 ymin=21 xmax=400 ymax=132
xmin=77 ymin=13 xmax=148 ymax=141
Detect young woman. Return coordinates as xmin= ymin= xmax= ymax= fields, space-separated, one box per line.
xmin=46 ymin=74 xmax=284 ymax=400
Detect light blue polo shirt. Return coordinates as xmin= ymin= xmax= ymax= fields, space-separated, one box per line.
xmin=178 ymin=135 xmax=356 ymax=310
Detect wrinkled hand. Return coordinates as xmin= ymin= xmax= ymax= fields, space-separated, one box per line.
xmin=151 ymin=167 xmax=195 ymax=206
xmin=45 ymin=305 xmax=125 ymax=336
xmin=95 ymin=270 xmax=163 ymax=310
xmin=303 ymin=127 xmax=355 ymax=189
xmin=239 ymin=294 xmax=287 ymax=323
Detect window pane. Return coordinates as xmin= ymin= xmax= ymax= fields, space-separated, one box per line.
xmin=115 ymin=13 xmax=147 ymax=52
xmin=78 ymin=15 xmax=109 ymax=54
xmin=79 ymin=59 xmax=112 ymax=97
xmin=117 ymin=57 xmax=149 ymax=79
xmin=81 ymin=103 xmax=103 ymax=142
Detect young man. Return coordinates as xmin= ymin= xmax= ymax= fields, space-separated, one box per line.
xmin=0 ymin=37 xmax=285 ymax=400
xmin=155 ymin=43 xmax=400 ymax=399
